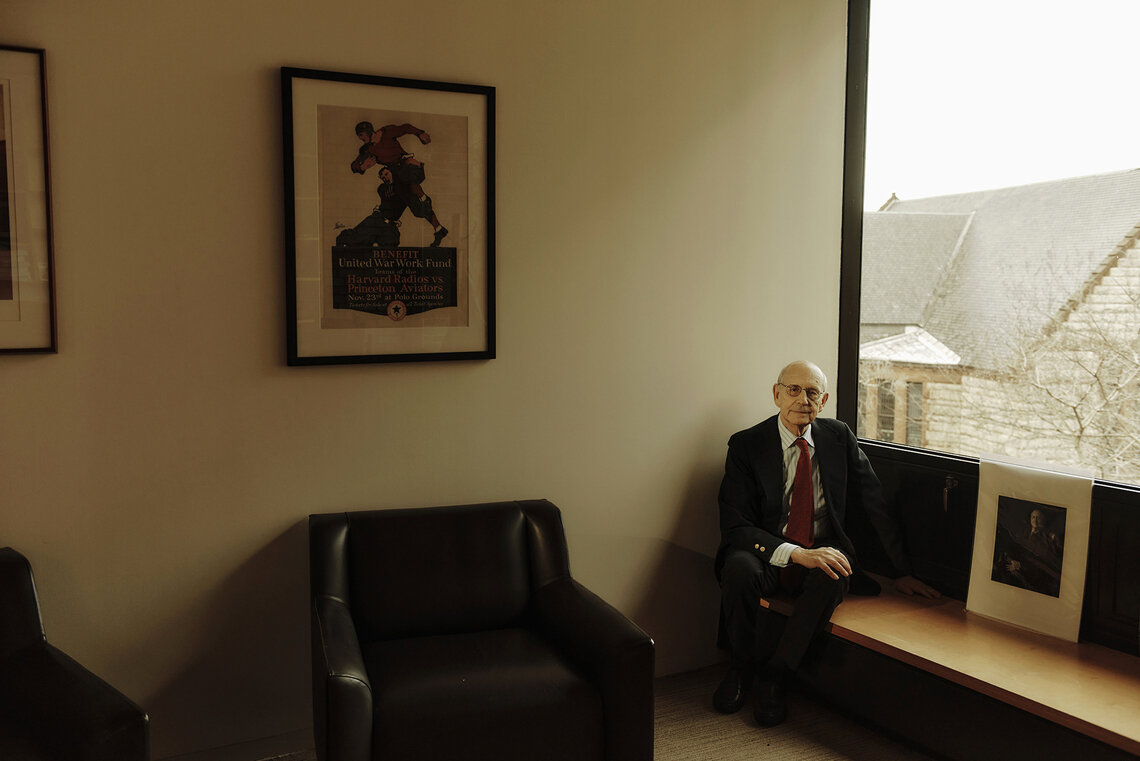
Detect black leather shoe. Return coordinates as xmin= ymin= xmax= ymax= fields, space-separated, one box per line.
xmin=753 ymin=677 xmax=788 ymax=726
xmin=712 ymin=666 xmax=751 ymax=714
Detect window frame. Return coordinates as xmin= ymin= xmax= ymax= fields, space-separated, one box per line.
xmin=836 ymin=0 xmax=870 ymax=428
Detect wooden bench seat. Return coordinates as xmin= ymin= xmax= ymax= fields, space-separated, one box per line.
xmin=761 ymin=575 xmax=1140 ymax=759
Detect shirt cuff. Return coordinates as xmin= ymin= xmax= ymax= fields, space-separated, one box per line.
xmin=770 ymin=542 xmax=798 ymax=568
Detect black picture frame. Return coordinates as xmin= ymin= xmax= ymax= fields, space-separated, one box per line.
xmin=0 ymin=45 xmax=56 ymax=354
xmin=282 ymin=67 xmax=495 ymax=365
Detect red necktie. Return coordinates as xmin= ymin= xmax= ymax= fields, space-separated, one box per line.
xmin=787 ymin=438 xmax=814 ymax=548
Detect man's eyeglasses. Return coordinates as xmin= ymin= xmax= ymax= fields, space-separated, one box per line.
xmin=778 ymin=383 xmax=824 ymax=402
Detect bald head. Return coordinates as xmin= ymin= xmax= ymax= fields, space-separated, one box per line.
xmin=777 ymin=361 xmax=828 ymax=391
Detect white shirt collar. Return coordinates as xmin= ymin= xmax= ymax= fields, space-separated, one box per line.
xmin=778 ymin=418 xmax=815 ymax=451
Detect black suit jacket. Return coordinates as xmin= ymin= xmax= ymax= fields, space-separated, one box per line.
xmin=714 ymin=414 xmax=911 ymax=580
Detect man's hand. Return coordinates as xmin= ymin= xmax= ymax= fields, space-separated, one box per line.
xmin=789 ymin=546 xmax=851 ymax=580
xmin=894 ymin=575 xmax=941 ymax=599
xmin=418 ymin=132 xmax=432 ymax=144
xmin=351 ymin=155 xmax=377 ymax=174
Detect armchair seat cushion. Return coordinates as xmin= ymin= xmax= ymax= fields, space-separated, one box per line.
xmin=364 ymin=627 xmax=604 ymax=761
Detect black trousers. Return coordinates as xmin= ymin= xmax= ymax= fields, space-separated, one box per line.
xmin=720 ymin=548 xmax=848 ymax=673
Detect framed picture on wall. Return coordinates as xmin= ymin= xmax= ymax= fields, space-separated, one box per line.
xmin=0 ymin=46 xmax=56 ymax=354
xmin=281 ymin=67 xmax=495 ymax=365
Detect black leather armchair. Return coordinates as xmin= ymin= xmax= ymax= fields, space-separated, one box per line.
xmin=0 ymin=547 xmax=149 ymax=761
xmin=309 ymin=500 xmax=654 ymax=761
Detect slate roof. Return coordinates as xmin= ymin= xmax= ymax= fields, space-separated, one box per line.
xmin=861 ymin=211 xmax=971 ymax=326
xmin=861 ymin=169 xmax=1140 ymax=370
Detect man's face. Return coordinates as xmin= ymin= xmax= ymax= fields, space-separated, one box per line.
xmin=773 ymin=364 xmax=829 ymax=435
xmin=1030 ymin=510 xmax=1044 ymax=532
xmin=357 ymin=130 xmax=371 ymax=143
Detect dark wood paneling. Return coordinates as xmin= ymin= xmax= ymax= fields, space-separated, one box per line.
xmin=1082 ymin=484 xmax=1140 ymax=654
xmin=798 ymin=635 xmax=1138 ymax=761
xmin=854 ymin=441 xmax=978 ymax=600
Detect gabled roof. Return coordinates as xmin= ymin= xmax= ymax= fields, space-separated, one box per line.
xmin=862 ymin=169 xmax=1140 ymax=369
xmin=860 ymin=326 xmax=961 ymax=365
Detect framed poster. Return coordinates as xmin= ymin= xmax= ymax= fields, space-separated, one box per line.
xmin=966 ymin=457 xmax=1092 ymax=642
xmin=0 ymin=46 xmax=56 ymax=354
xmin=282 ymin=67 xmax=495 ymax=365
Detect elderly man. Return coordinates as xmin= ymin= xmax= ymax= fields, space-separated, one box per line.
xmin=714 ymin=360 xmax=939 ymax=726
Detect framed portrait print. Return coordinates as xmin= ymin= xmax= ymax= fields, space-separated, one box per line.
xmin=282 ymin=67 xmax=495 ymax=365
xmin=0 ymin=46 xmax=56 ymax=354
xmin=966 ymin=457 xmax=1092 ymax=642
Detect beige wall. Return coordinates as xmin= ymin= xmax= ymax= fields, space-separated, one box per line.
xmin=1 ymin=1 xmax=850 ymax=757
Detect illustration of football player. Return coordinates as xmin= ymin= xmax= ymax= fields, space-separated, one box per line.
xmin=350 ymin=121 xmax=448 ymax=247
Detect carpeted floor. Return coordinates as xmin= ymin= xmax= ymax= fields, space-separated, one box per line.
xmin=653 ymin=666 xmax=936 ymax=761
xmin=264 ymin=666 xmax=936 ymax=761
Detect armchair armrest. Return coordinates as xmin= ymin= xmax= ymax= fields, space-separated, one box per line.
xmin=533 ymin=577 xmax=654 ymax=761
xmin=312 ymin=595 xmax=372 ymax=761
xmin=0 ymin=644 xmax=148 ymax=761
xmin=0 ymin=548 xmax=45 ymax=658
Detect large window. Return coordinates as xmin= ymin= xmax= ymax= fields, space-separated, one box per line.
xmin=842 ymin=0 xmax=1140 ymax=486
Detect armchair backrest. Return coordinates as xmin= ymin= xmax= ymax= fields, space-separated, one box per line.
xmin=310 ymin=500 xmax=572 ymax=641
xmin=0 ymin=548 xmax=47 ymax=658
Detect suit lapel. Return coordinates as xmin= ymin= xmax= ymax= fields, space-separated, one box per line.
xmin=757 ymin=416 xmax=785 ymax=511
xmin=812 ymin=420 xmax=846 ymax=523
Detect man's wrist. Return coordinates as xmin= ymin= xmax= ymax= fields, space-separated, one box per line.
xmin=771 ymin=542 xmax=799 ymax=567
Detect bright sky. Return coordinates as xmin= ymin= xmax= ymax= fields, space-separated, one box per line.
xmin=863 ymin=0 xmax=1140 ymax=209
